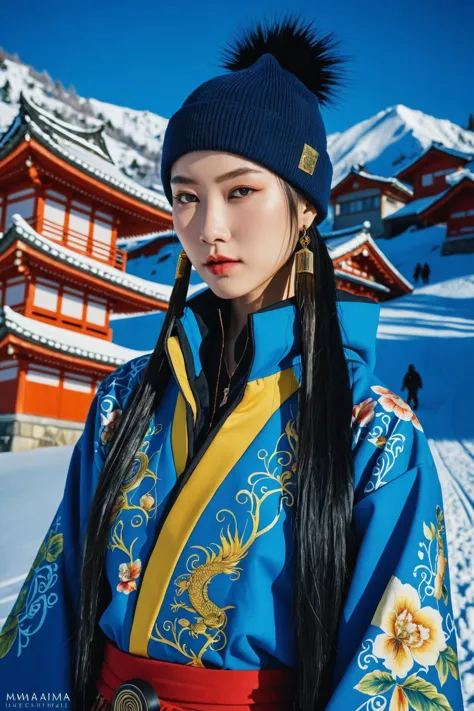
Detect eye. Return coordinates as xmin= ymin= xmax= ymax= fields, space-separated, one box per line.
xmin=230 ymin=186 xmax=255 ymax=199
xmin=173 ymin=186 xmax=256 ymax=205
xmin=173 ymin=192 xmax=197 ymax=205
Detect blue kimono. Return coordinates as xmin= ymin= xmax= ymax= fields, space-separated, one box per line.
xmin=0 ymin=288 xmax=465 ymax=711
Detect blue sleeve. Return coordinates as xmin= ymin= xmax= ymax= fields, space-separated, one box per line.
xmin=325 ymin=388 xmax=465 ymax=710
xmin=0 ymin=386 xmax=107 ymax=703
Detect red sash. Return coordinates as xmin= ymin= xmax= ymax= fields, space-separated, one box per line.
xmin=96 ymin=640 xmax=296 ymax=711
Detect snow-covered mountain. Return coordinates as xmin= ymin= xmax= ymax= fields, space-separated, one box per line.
xmin=0 ymin=49 xmax=168 ymax=193
xmin=329 ymin=104 xmax=474 ymax=186
xmin=1 ymin=48 xmax=474 ymax=197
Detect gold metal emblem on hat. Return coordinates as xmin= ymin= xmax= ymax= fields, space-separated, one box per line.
xmin=298 ymin=143 xmax=319 ymax=175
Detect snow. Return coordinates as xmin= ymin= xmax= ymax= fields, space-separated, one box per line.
xmin=5 ymin=215 xmax=179 ymax=303
xmin=17 ymin=97 xmax=171 ymax=211
xmin=117 ymin=230 xmax=177 ymax=254
xmin=0 ymin=57 xmax=169 ymax=203
xmin=328 ymin=104 xmax=474 ymax=189
xmin=323 ymin=222 xmax=412 ymax=291
xmin=384 ymin=190 xmax=450 ymax=220
xmin=3 ymin=57 xmax=474 ymax=208
xmin=371 ymin=224 xmax=474 ymax=704
xmin=398 ymin=141 xmax=474 ymax=179
xmin=1 ymin=304 xmax=145 ymax=364
xmin=446 ymin=166 xmax=474 ymax=188
xmin=0 ymin=446 xmax=74 ymax=626
xmin=124 ymin=240 xmax=206 ymax=288
xmin=334 ymin=167 xmax=413 ymax=196
xmin=111 ymin=309 xmax=167 ymax=351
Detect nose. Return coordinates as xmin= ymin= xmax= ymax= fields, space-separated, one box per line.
xmin=199 ymin=199 xmax=231 ymax=245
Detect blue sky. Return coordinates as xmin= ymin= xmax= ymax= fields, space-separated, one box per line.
xmin=1 ymin=0 xmax=472 ymax=135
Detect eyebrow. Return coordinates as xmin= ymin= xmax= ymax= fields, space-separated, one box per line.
xmin=170 ymin=167 xmax=264 ymax=186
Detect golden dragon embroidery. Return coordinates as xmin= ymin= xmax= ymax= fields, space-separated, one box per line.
xmin=150 ymin=414 xmax=298 ymax=666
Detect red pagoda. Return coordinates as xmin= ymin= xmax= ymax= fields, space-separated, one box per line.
xmin=321 ymin=222 xmax=412 ymax=300
xmin=0 ymin=93 xmax=175 ymax=451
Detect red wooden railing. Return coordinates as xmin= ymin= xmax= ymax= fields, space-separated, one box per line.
xmin=25 ymin=217 xmax=127 ymax=271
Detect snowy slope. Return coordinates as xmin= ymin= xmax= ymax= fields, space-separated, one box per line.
xmin=2 ymin=50 xmax=474 ymax=196
xmin=374 ymin=226 xmax=474 ymax=707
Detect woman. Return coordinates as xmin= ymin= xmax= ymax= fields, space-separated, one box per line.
xmin=0 ymin=15 xmax=465 ymax=711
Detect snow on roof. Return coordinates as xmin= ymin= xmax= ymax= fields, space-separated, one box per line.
xmin=384 ymin=190 xmax=450 ymax=220
xmin=117 ymin=229 xmax=177 ymax=254
xmin=430 ymin=141 xmax=474 ymax=162
xmin=0 ymin=305 xmax=145 ymax=365
xmin=395 ymin=141 xmax=474 ymax=178
xmin=19 ymin=92 xmax=113 ymax=162
xmin=2 ymin=215 xmax=187 ymax=304
xmin=445 ymin=165 xmax=474 ymax=187
xmin=322 ymin=222 xmax=412 ymax=291
xmin=334 ymin=269 xmax=389 ymax=293
xmin=0 ymin=93 xmax=172 ymax=213
xmin=321 ymin=221 xmax=371 ymax=242
xmin=354 ymin=168 xmax=413 ymax=196
xmin=333 ymin=167 xmax=413 ymax=197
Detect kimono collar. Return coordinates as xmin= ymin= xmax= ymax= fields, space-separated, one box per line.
xmin=172 ymin=286 xmax=380 ymax=384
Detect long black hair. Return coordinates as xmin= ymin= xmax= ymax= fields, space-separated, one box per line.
xmin=73 ymin=14 xmax=357 ymax=711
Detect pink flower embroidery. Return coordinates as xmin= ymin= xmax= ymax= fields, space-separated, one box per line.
xmin=117 ymin=559 xmax=142 ymax=594
xmin=100 ymin=409 xmax=122 ymax=445
xmin=352 ymin=397 xmax=377 ymax=427
xmin=371 ymin=386 xmax=423 ymax=432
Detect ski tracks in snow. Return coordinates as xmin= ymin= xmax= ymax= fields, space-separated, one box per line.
xmin=430 ymin=438 xmax=474 ymax=707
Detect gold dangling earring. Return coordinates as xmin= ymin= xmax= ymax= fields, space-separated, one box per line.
xmin=295 ymin=225 xmax=314 ymax=275
xmin=175 ymin=248 xmax=188 ymax=279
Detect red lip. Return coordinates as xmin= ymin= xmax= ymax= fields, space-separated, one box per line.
xmin=205 ymin=261 xmax=241 ymax=275
xmin=204 ymin=254 xmax=240 ymax=265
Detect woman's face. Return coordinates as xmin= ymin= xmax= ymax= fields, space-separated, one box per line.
xmin=170 ymin=151 xmax=312 ymax=301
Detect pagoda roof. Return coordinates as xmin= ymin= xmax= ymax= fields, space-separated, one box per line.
xmin=395 ymin=141 xmax=474 ymax=182
xmin=331 ymin=166 xmax=413 ymax=200
xmin=384 ymin=190 xmax=450 ymax=221
xmin=418 ymin=174 xmax=474 ymax=221
xmin=322 ymin=221 xmax=412 ymax=293
xmin=0 ymin=305 xmax=144 ymax=366
xmin=0 ymin=93 xmax=171 ymax=214
xmin=117 ymin=229 xmax=177 ymax=254
xmin=0 ymin=215 xmax=205 ymax=305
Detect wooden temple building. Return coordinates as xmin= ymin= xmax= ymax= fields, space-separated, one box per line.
xmin=321 ymin=221 xmax=412 ymax=300
xmin=329 ymin=165 xmax=413 ymax=238
xmin=385 ymin=142 xmax=474 ymax=251
xmin=0 ymin=93 xmax=177 ymax=451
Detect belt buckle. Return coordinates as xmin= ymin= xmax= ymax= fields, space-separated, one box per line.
xmin=111 ymin=679 xmax=161 ymax=710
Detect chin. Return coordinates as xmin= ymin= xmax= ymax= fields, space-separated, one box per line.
xmin=205 ymin=280 xmax=251 ymax=301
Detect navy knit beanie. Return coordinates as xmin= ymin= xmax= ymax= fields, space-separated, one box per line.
xmin=160 ymin=16 xmax=346 ymax=225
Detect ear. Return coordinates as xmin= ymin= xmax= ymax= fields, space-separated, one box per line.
xmin=298 ymin=198 xmax=318 ymax=230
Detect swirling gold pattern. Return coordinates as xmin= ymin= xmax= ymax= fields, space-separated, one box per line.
xmin=112 ymin=684 xmax=146 ymax=711
xmin=151 ymin=413 xmax=298 ymax=666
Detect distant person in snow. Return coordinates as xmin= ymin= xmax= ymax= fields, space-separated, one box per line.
xmin=402 ymin=364 xmax=423 ymax=410
xmin=413 ymin=263 xmax=422 ymax=283
xmin=422 ymin=262 xmax=431 ymax=283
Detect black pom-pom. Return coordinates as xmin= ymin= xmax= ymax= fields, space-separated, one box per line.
xmin=216 ymin=13 xmax=348 ymax=107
